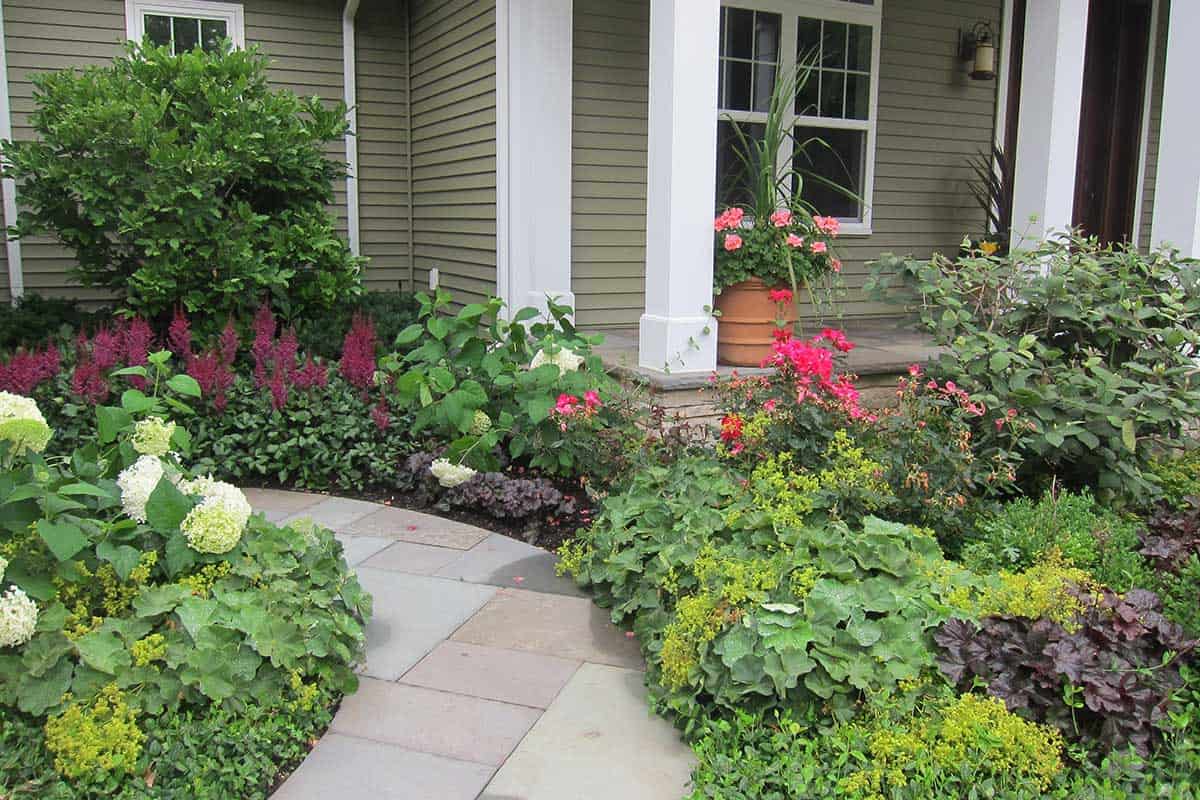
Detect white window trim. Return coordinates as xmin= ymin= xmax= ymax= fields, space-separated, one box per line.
xmin=719 ymin=0 xmax=881 ymax=235
xmin=124 ymin=0 xmax=246 ymax=50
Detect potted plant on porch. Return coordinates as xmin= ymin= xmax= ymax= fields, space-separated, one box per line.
xmin=712 ymin=64 xmax=852 ymax=366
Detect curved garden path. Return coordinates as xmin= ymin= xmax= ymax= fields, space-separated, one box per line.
xmin=244 ymin=489 xmax=695 ymax=800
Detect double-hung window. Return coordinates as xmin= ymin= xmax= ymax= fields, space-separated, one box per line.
xmin=125 ymin=1 xmax=245 ymax=54
xmin=717 ymin=0 xmax=881 ymax=233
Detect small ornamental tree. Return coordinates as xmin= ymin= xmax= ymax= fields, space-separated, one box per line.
xmin=2 ymin=43 xmax=362 ymax=320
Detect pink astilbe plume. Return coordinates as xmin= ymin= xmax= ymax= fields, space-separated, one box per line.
xmin=294 ymin=355 xmax=329 ymax=390
xmin=251 ymin=303 xmax=277 ymax=387
xmin=122 ymin=317 xmax=154 ymax=390
xmin=219 ymin=319 xmax=240 ymax=367
xmin=268 ymin=365 xmax=289 ymax=411
xmin=167 ymin=307 xmax=192 ymax=363
xmin=90 ymin=327 xmax=122 ymax=372
xmin=275 ymin=327 xmax=299 ymax=382
xmin=371 ymin=399 xmax=390 ymax=431
xmin=0 ymin=345 xmax=61 ymax=394
xmin=71 ymin=357 xmax=109 ymax=404
xmin=339 ymin=314 xmax=377 ymax=391
xmin=187 ymin=349 xmax=234 ymax=412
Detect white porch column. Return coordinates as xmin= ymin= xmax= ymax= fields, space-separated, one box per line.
xmin=496 ymin=0 xmax=574 ymax=315
xmin=638 ymin=0 xmax=720 ymax=374
xmin=1009 ymin=0 xmax=1089 ymax=248
xmin=1150 ymin=2 xmax=1200 ymax=257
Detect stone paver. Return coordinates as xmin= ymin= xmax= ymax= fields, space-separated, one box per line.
xmin=361 ymin=539 xmax=464 ymax=575
xmin=282 ymin=496 xmax=379 ymax=530
xmin=435 ymin=533 xmax=586 ymax=596
xmin=342 ymin=506 xmax=490 ymax=549
xmin=335 ymin=534 xmax=392 ymax=567
xmin=479 ymin=664 xmax=695 ymax=800
xmin=401 ymin=641 xmax=580 ymax=709
xmin=256 ymin=491 xmax=690 ymax=800
xmin=356 ymin=568 xmax=496 ymax=680
xmin=274 ymin=734 xmax=494 ymax=800
xmin=332 ymin=677 xmax=540 ymax=766
xmin=452 ymin=587 xmax=643 ymax=669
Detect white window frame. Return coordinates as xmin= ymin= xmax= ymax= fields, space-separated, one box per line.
xmin=719 ymin=0 xmax=881 ymax=235
xmin=125 ymin=0 xmax=246 ymax=51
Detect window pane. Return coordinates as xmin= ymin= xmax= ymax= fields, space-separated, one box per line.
xmin=723 ymin=8 xmax=754 ymax=59
xmin=819 ymin=70 xmax=844 ymax=117
xmin=717 ymin=120 xmax=768 ymax=210
xmin=173 ymin=16 xmax=200 ymax=52
xmin=144 ymin=14 xmax=172 ymax=47
xmin=752 ymin=63 xmax=776 ymax=112
xmin=846 ymin=73 xmax=870 ymax=120
xmin=795 ymin=68 xmax=820 ymax=116
xmin=795 ymin=126 xmax=865 ymax=219
xmin=847 ymin=24 xmax=872 ymax=71
xmin=201 ymin=19 xmax=227 ymax=52
xmin=722 ymin=60 xmax=752 ymax=111
xmin=797 ymin=17 xmax=822 ymax=64
xmin=822 ymin=21 xmax=847 ymax=69
xmin=753 ymin=13 xmax=780 ymax=63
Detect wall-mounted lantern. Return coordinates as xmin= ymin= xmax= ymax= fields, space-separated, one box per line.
xmin=959 ymin=21 xmax=997 ymax=81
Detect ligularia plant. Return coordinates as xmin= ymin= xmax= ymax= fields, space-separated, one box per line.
xmin=0 ymin=585 xmax=37 ymax=648
xmin=179 ymin=476 xmax=252 ymax=554
xmin=117 ymin=455 xmax=165 ymax=523
xmin=430 ymin=458 xmax=476 ymax=488
xmin=131 ymin=416 xmax=176 ymax=457
xmin=529 ymin=348 xmax=584 ymax=374
xmin=0 ymin=391 xmax=52 ymax=456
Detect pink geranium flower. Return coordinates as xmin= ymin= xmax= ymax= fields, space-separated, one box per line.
xmin=813 ymin=215 xmax=840 ymax=236
xmin=786 ymin=233 xmax=805 ymax=248
xmin=831 ymin=258 xmax=842 ymax=273
xmin=724 ymin=233 xmax=743 ymax=252
xmin=584 ymin=390 xmax=603 ymax=410
xmin=769 ymin=209 xmax=793 ymax=227
xmin=810 ymin=241 xmax=828 ymax=254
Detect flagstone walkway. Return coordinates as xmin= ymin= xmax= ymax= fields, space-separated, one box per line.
xmin=245 ymin=489 xmax=695 ymax=800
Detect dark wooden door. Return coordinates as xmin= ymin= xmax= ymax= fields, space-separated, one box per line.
xmin=1072 ymin=0 xmax=1153 ymax=244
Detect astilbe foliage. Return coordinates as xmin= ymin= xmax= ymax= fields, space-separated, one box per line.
xmin=935 ymin=587 xmax=1198 ymax=755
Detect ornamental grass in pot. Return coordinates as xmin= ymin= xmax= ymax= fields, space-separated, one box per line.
xmin=712 ymin=62 xmax=853 ymax=366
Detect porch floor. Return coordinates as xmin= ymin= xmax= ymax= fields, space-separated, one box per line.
xmin=593 ymin=316 xmax=941 ymax=390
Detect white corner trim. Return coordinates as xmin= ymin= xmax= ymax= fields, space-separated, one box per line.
xmin=342 ymin=0 xmax=361 ymax=258
xmin=124 ymin=0 xmax=245 ymax=48
xmin=989 ymin=0 xmax=1014 ymax=235
xmin=0 ymin=0 xmax=22 ymax=303
xmin=495 ymin=0 xmax=510 ymax=309
xmin=1131 ymin=0 xmax=1160 ymax=249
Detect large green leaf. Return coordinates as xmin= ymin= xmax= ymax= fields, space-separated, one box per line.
xmin=36 ymin=520 xmax=89 ymax=561
xmin=145 ymin=478 xmax=194 ymax=534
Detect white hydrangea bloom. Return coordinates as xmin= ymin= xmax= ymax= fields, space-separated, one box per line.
xmin=131 ymin=416 xmax=176 ymax=457
xmin=529 ymin=348 xmax=584 ymax=374
xmin=430 ymin=458 xmax=477 ymax=488
xmin=0 ymin=391 xmax=52 ymax=455
xmin=0 ymin=586 xmax=37 ymax=648
xmin=179 ymin=475 xmax=252 ymax=554
xmin=117 ymin=455 xmax=165 ymax=523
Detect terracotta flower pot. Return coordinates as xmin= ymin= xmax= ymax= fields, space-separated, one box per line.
xmin=714 ymin=278 xmax=796 ymax=367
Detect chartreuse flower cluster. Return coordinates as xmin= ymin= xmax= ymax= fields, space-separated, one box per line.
xmin=0 ymin=390 xmax=52 ymax=455
xmin=130 ymin=415 xmax=176 ymax=456
xmin=43 ymin=685 xmax=144 ymax=781
xmin=56 ymin=551 xmax=157 ymax=639
xmin=178 ymin=475 xmax=253 ymax=554
xmin=973 ymin=550 xmax=1095 ymax=628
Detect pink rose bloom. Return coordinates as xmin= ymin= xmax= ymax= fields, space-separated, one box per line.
xmin=810 ymin=241 xmax=828 ymax=254
xmin=831 ymin=258 xmax=842 ymax=273
xmin=724 ymin=233 xmax=743 ymax=252
xmin=786 ymin=233 xmax=805 ymax=248
xmin=813 ymin=215 xmax=840 ymax=236
xmin=769 ymin=209 xmax=793 ymax=228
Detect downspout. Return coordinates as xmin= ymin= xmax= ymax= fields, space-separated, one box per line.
xmin=0 ymin=0 xmax=23 ymax=304
xmin=405 ymin=0 xmax=415 ymax=292
xmin=342 ymin=0 xmax=361 ymax=258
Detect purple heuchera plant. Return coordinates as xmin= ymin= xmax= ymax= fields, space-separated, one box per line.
xmin=935 ymin=587 xmax=1198 ymax=755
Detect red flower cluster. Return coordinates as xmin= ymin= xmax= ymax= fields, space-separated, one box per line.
xmin=816 ymin=328 xmax=855 ymax=353
xmin=185 ymin=318 xmax=239 ymax=412
xmin=71 ymin=319 xmax=158 ymax=404
xmin=0 ymin=345 xmax=60 ymax=395
xmin=339 ymin=313 xmax=377 ymax=392
xmin=550 ymin=390 xmax=602 ymax=432
xmin=371 ymin=399 xmax=390 ymax=431
xmin=762 ymin=332 xmax=871 ymax=421
xmin=719 ymin=413 xmax=745 ymax=454
xmin=768 ymin=288 xmax=794 ymax=304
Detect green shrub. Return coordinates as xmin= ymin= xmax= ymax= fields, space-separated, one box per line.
xmin=560 ymin=456 xmax=976 ymax=733
xmin=1148 ymin=449 xmax=1200 ymax=508
xmin=293 ymin=290 xmax=419 ymax=360
xmin=0 ymin=296 xmax=106 ymax=352
xmin=3 ymin=43 xmax=361 ymax=320
xmin=869 ymin=235 xmax=1200 ymax=502
xmin=0 ymin=362 xmax=369 ymax=793
xmin=962 ymin=488 xmax=1152 ymax=591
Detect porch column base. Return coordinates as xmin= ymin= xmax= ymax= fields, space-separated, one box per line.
xmin=638 ymin=313 xmax=718 ymax=374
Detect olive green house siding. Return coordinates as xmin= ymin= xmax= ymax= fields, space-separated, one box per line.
xmin=409 ymin=0 xmax=497 ymax=307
